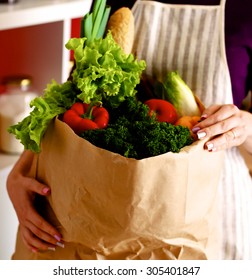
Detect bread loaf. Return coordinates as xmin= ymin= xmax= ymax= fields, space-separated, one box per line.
xmin=107 ymin=7 xmax=134 ymax=54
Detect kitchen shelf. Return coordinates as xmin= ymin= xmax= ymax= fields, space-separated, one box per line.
xmin=0 ymin=0 xmax=92 ymax=93
xmin=0 ymin=0 xmax=91 ymax=31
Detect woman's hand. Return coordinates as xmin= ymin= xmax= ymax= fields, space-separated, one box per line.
xmin=7 ymin=150 xmax=64 ymax=253
xmin=192 ymin=104 xmax=252 ymax=153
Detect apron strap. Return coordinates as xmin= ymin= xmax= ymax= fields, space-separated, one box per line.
xmin=219 ymin=0 xmax=226 ymax=8
xmin=132 ymin=0 xmax=141 ymax=12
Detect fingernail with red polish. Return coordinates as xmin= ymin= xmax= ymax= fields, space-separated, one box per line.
xmin=54 ymin=235 xmax=61 ymax=242
xmin=201 ymin=114 xmax=207 ymax=120
xmin=192 ymin=127 xmax=200 ymax=133
xmin=42 ymin=187 xmax=50 ymax=194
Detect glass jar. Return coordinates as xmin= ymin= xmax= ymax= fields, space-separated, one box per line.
xmin=2 ymin=75 xmax=35 ymax=94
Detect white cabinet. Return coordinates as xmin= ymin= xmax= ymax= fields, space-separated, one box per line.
xmin=0 ymin=0 xmax=92 ymax=260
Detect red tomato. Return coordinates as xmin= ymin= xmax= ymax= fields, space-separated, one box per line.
xmin=144 ymin=99 xmax=178 ymax=124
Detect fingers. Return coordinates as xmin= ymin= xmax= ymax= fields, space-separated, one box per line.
xmin=28 ymin=211 xmax=62 ymax=243
xmin=200 ymin=104 xmax=239 ymax=124
xmin=204 ymin=128 xmax=242 ymax=152
xmin=7 ymin=156 xmax=64 ymax=253
xmin=24 ymin=176 xmax=51 ymax=196
xmin=192 ymin=104 xmax=247 ymax=152
xmin=7 ymin=169 xmax=51 ymax=197
xmin=18 ymin=196 xmax=64 ymax=251
xmin=18 ymin=204 xmax=64 ymax=252
xmin=20 ymin=225 xmax=64 ymax=253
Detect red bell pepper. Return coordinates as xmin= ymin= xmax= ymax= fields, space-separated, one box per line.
xmin=144 ymin=99 xmax=178 ymax=124
xmin=62 ymin=102 xmax=109 ymax=135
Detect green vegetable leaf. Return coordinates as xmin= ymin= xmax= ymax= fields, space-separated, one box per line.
xmin=8 ymin=81 xmax=78 ymax=152
xmin=96 ymin=5 xmax=111 ymax=39
xmin=162 ymin=71 xmax=201 ymax=117
xmin=81 ymin=97 xmax=193 ymax=159
xmin=82 ymin=13 xmax=93 ymax=41
xmin=66 ymin=32 xmax=146 ymax=107
xmin=82 ymin=0 xmax=111 ymax=45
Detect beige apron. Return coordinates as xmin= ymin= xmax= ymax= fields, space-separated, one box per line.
xmin=132 ymin=0 xmax=252 ymax=259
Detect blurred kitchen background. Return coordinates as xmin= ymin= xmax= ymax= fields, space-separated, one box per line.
xmin=0 ymin=0 xmax=251 ymax=260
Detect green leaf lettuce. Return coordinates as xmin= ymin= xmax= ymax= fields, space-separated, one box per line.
xmin=66 ymin=32 xmax=146 ymax=107
xmin=8 ymin=81 xmax=77 ymax=153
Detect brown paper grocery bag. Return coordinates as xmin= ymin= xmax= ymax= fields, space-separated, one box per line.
xmin=12 ymin=117 xmax=224 ymax=260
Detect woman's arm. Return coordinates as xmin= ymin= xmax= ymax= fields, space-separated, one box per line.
xmin=7 ymin=150 xmax=63 ymax=252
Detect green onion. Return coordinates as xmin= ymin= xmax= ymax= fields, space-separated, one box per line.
xmin=82 ymin=13 xmax=93 ymax=43
xmin=92 ymin=0 xmax=102 ymax=20
xmin=81 ymin=0 xmax=111 ymax=45
xmin=96 ymin=5 xmax=111 ymax=39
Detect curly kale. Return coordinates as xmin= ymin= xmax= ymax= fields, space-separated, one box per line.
xmin=81 ymin=97 xmax=193 ymax=159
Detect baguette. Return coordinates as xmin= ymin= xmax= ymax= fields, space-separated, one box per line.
xmin=106 ymin=7 xmax=134 ymax=54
